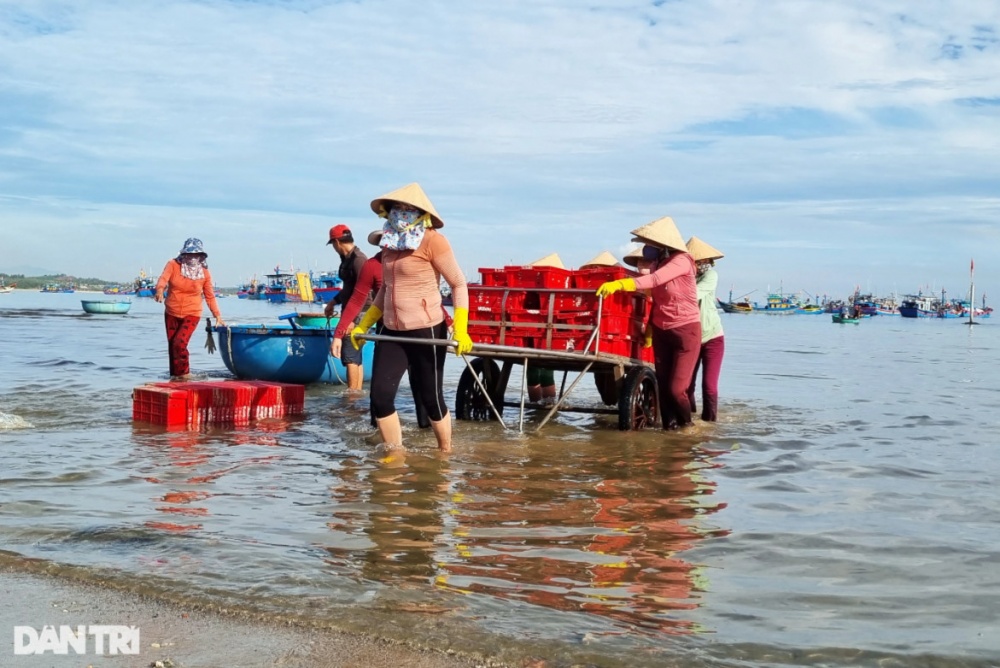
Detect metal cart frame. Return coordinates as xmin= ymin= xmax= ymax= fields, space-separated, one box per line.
xmin=358 ymin=288 xmax=660 ymax=433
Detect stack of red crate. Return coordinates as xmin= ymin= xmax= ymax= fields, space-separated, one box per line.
xmin=133 ymin=380 xmax=305 ymax=428
xmin=467 ymin=264 xmax=649 ymax=360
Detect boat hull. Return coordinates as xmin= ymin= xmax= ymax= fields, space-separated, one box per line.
xmin=81 ymin=300 xmax=132 ymax=314
xmin=216 ymin=324 xmax=373 ymax=384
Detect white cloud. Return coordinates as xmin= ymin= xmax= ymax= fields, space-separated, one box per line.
xmin=1 ymin=0 xmax=999 ymax=296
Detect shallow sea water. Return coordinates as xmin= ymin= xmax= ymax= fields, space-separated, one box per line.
xmin=1 ymin=290 xmax=999 ymax=667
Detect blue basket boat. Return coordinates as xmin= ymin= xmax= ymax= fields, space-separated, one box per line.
xmin=215 ymin=323 xmax=373 ymax=384
xmin=81 ymin=299 xmax=132 ymax=315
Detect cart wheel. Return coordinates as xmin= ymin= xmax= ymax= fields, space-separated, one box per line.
xmin=455 ymin=358 xmax=504 ymax=421
xmin=618 ymin=366 xmax=658 ymax=430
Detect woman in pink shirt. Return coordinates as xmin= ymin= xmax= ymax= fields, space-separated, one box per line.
xmin=597 ymin=217 xmax=701 ymax=429
xmin=350 ymin=183 xmax=471 ymax=452
xmin=154 ymin=238 xmax=225 ymax=380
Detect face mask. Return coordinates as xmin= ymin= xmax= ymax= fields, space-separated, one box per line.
xmin=641 ymin=245 xmax=662 ymax=262
xmin=387 ymin=205 xmax=425 ymax=233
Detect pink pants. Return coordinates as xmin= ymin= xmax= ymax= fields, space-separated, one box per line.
xmin=651 ymin=321 xmax=702 ymax=429
xmin=687 ymin=335 xmax=725 ymax=421
xmin=165 ymin=313 xmax=201 ymax=377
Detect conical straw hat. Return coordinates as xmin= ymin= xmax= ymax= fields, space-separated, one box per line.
xmin=529 ymin=253 xmax=565 ymax=269
xmin=622 ymin=247 xmax=643 ymax=267
xmin=685 ymin=236 xmax=724 ymax=262
xmin=370 ymin=182 xmax=444 ymax=228
xmin=629 ymin=216 xmax=686 ymax=252
xmin=581 ymin=250 xmax=618 ymax=268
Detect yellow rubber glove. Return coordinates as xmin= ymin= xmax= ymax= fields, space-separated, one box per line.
xmin=595 ymin=278 xmax=636 ymax=297
xmin=643 ymin=322 xmax=653 ymax=348
xmin=451 ymin=307 xmax=474 ymax=356
xmin=350 ymin=305 xmax=382 ymax=350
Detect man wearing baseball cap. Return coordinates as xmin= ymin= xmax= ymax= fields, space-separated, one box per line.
xmin=324 ymin=224 xmax=370 ymax=390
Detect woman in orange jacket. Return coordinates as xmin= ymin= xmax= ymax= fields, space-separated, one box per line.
xmin=154 ymin=238 xmax=225 ymax=380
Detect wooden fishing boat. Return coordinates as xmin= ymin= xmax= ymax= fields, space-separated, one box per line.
xmin=717 ymin=298 xmax=753 ymax=313
xmin=216 ymin=323 xmax=373 ymax=384
xmin=831 ymin=313 xmax=859 ymax=324
xmin=81 ymin=299 xmax=132 ymax=315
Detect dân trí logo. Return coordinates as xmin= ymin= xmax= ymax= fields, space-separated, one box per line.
xmin=13 ymin=625 xmax=140 ymax=655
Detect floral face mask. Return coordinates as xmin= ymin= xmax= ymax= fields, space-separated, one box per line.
xmin=380 ymin=204 xmax=431 ymax=251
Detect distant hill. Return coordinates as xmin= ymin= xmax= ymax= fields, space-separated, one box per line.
xmin=1 ymin=272 xmax=119 ymax=291
xmin=4 ymin=264 xmax=59 ymax=276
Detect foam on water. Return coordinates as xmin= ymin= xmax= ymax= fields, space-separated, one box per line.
xmin=0 ymin=411 xmax=33 ymax=430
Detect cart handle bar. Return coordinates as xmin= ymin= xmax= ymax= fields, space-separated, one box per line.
xmin=355 ymin=333 xmax=630 ymax=364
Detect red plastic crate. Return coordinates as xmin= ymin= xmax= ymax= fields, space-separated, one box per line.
xmin=572 ymin=266 xmax=637 ymax=290
xmin=469 ymin=285 xmax=527 ymax=316
xmin=478 ymin=268 xmax=507 ymax=287
xmin=133 ymin=386 xmax=189 ymax=426
xmin=504 ymin=265 xmax=573 ymax=289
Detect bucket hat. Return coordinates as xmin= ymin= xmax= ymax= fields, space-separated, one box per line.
xmin=179 ymin=238 xmax=206 ymax=255
xmin=529 ymin=253 xmax=565 ymax=269
xmin=367 ymin=229 xmax=384 ymax=246
xmin=629 ymin=216 xmax=686 ymax=252
xmin=581 ymin=250 xmax=619 ymax=268
xmin=685 ymin=236 xmax=724 ymax=262
xmin=370 ymin=183 xmax=444 ymax=228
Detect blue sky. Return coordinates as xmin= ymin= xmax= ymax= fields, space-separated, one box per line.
xmin=1 ymin=1 xmax=998 ymax=301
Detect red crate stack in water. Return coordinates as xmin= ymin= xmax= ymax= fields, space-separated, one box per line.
xmin=134 ymin=380 xmax=305 ymax=428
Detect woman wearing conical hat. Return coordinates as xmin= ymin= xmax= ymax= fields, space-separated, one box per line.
xmin=349 ymin=183 xmax=471 ymax=452
xmin=596 ymin=216 xmax=701 ymax=429
xmin=685 ymin=236 xmax=725 ymax=422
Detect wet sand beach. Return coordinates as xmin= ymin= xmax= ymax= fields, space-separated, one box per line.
xmin=2 ymin=564 xmax=496 ymax=668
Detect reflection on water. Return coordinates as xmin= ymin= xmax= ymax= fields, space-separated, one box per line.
xmin=3 ymin=292 xmax=1000 ymax=666
xmin=434 ymin=440 xmax=729 ymax=636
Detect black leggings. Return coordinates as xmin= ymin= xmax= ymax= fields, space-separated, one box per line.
xmin=370 ymin=321 xmax=449 ymax=422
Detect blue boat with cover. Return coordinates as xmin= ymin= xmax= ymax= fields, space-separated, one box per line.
xmin=215 ymin=322 xmax=373 ymax=384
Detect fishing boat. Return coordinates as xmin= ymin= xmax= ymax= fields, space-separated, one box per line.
xmin=312 ymin=271 xmax=343 ymax=304
xmin=81 ymin=299 xmax=132 ymax=315
xmin=263 ymin=267 xmax=315 ymax=304
xmin=795 ymin=304 xmax=824 ymax=314
xmin=831 ymin=313 xmax=859 ymax=324
xmin=216 ymin=323 xmax=373 ymax=384
xmin=0 ymin=279 xmax=14 ymax=294
xmin=40 ymin=283 xmax=75 ymax=293
xmin=753 ymin=293 xmax=799 ymax=314
xmin=718 ymin=298 xmax=753 ymax=313
xmin=130 ymin=269 xmax=156 ymax=297
xmin=717 ymin=288 xmax=754 ymax=313
xmin=899 ymin=294 xmax=938 ymax=318
xmin=237 ymin=278 xmax=266 ymax=300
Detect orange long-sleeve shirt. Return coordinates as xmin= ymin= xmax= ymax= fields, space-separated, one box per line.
xmin=155 ymin=260 xmax=222 ymax=319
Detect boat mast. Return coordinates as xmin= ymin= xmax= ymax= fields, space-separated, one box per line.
xmin=967 ymin=258 xmax=977 ymax=326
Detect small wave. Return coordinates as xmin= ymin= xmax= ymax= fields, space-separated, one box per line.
xmin=0 ymin=411 xmax=33 ymax=429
